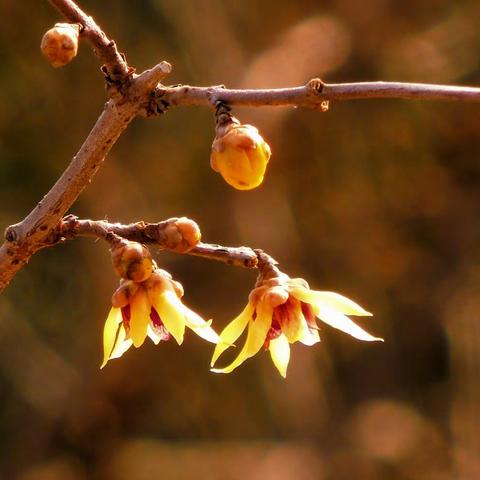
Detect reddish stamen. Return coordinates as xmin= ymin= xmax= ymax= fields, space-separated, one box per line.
xmin=149 ymin=307 xmax=164 ymax=328
xmin=264 ymin=318 xmax=281 ymax=349
xmin=301 ymin=302 xmax=318 ymax=332
xmin=150 ymin=307 xmax=171 ymax=342
xmin=121 ymin=305 xmax=131 ymax=330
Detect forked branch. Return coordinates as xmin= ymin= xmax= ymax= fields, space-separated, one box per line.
xmin=0 ymin=0 xmax=479 ymax=293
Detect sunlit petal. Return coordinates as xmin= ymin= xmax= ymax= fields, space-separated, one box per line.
xmin=150 ymin=290 xmax=186 ymax=345
xmin=129 ymin=288 xmax=151 ymax=347
xmin=317 ymin=307 xmax=383 ymax=342
xmin=101 ymin=307 xmax=122 ymax=368
xmin=297 ymin=315 xmax=321 ymax=346
xmin=181 ymin=302 xmax=219 ymax=344
xmin=147 ymin=324 xmax=163 ymax=345
xmin=277 ymin=298 xmax=304 ymax=343
xmin=291 ymin=286 xmax=372 ymax=316
xmin=269 ymin=334 xmax=290 ymax=378
xmin=211 ymin=303 xmax=254 ymax=367
xmin=212 ymin=302 xmax=272 ymax=374
xmin=110 ymin=325 xmax=133 ymax=360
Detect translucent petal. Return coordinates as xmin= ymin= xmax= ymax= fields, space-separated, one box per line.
xmin=290 ymin=287 xmax=372 ymax=316
xmin=212 ymin=302 xmax=273 ymax=374
xmin=269 ymin=334 xmax=290 ymax=378
xmin=183 ymin=304 xmax=219 ymax=344
xmin=147 ymin=324 xmax=162 ymax=345
xmin=110 ymin=325 xmax=133 ymax=360
xmin=211 ymin=303 xmax=254 ymax=367
xmin=297 ymin=316 xmax=321 ymax=346
xmin=277 ymin=298 xmax=304 ymax=343
xmin=317 ymin=307 xmax=383 ymax=342
xmin=101 ymin=307 xmax=122 ymax=368
xmin=129 ymin=288 xmax=151 ymax=347
xmin=149 ymin=290 xmax=186 ymax=345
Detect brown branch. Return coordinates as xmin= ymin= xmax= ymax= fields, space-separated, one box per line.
xmin=158 ymin=79 xmax=480 ymax=110
xmin=1 ymin=0 xmax=479 ymax=294
xmin=0 ymin=67 xmax=170 ymax=292
xmin=48 ymin=0 xmax=131 ymax=82
xmin=0 ymin=100 xmax=138 ymax=289
xmin=56 ymin=216 xmax=260 ymax=269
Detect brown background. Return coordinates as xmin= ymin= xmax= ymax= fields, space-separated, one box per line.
xmin=1 ymin=0 xmax=480 ymax=479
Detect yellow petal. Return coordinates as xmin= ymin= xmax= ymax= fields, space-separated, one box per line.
xmin=212 ymin=302 xmax=272 ymax=374
xmin=147 ymin=324 xmax=163 ymax=345
xmin=101 ymin=307 xmax=122 ymax=368
xmin=269 ymin=334 xmax=290 ymax=378
xmin=129 ymin=288 xmax=151 ymax=348
xmin=109 ymin=325 xmax=133 ymax=360
xmin=183 ymin=304 xmax=219 ymax=344
xmin=277 ymin=298 xmax=304 ymax=343
xmin=211 ymin=303 xmax=254 ymax=367
xmin=149 ymin=290 xmax=186 ymax=345
xmin=317 ymin=307 xmax=383 ymax=342
xmin=297 ymin=316 xmax=321 ymax=346
xmin=290 ymin=287 xmax=372 ymax=316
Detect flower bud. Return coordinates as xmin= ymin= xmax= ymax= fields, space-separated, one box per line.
xmin=211 ymin=122 xmax=271 ymax=190
xmin=111 ymin=240 xmax=153 ymax=282
xmin=40 ymin=23 xmax=80 ymax=68
xmin=146 ymin=217 xmax=201 ymax=253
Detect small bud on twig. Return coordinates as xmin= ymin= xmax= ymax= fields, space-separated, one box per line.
xmin=145 ymin=217 xmax=201 ymax=253
xmin=110 ymin=237 xmax=154 ymax=282
xmin=40 ymin=23 xmax=80 ymax=68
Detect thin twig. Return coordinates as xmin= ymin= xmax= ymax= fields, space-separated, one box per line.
xmin=0 ymin=100 xmax=138 ymax=289
xmin=58 ymin=216 xmax=260 ymax=268
xmin=158 ymin=80 xmax=480 ymax=110
xmin=1 ymin=0 xmax=480 ymax=294
xmin=48 ymin=0 xmax=131 ymax=82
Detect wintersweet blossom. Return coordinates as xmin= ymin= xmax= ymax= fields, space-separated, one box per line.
xmin=102 ymin=268 xmax=219 ymax=368
xmin=211 ymin=276 xmax=382 ymax=377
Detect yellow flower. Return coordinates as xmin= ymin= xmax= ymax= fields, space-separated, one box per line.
xmin=211 ymin=276 xmax=382 ymax=377
xmin=102 ymin=269 xmax=219 ymax=368
xmin=210 ymin=123 xmax=271 ymax=190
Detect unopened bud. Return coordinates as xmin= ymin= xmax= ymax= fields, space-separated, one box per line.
xmin=110 ymin=240 xmax=153 ymax=282
xmin=147 ymin=217 xmax=201 ymax=253
xmin=40 ymin=23 xmax=80 ymax=68
xmin=211 ymin=122 xmax=271 ymax=191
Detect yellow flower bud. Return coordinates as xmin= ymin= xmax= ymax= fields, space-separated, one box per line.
xmin=40 ymin=23 xmax=80 ymax=68
xmin=210 ymin=123 xmax=271 ymax=190
xmin=110 ymin=240 xmax=153 ymax=282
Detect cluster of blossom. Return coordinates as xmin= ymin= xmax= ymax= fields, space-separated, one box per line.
xmin=41 ymin=23 xmax=382 ymax=378
xmin=105 ymin=235 xmax=382 ymax=378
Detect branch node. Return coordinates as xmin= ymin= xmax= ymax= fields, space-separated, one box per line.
xmin=134 ymin=61 xmax=172 ymax=93
xmin=307 ymin=78 xmax=325 ymax=94
xmin=254 ymin=249 xmax=282 ymax=284
xmin=4 ymin=226 xmax=18 ymax=243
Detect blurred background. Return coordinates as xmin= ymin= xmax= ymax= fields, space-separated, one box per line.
xmin=1 ymin=0 xmax=480 ymax=478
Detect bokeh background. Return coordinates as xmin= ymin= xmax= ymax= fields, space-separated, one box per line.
xmin=1 ymin=0 xmax=480 ymax=478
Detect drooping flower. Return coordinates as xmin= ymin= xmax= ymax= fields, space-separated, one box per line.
xmin=102 ymin=268 xmax=219 ymax=368
xmin=211 ymin=275 xmax=382 ymax=377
